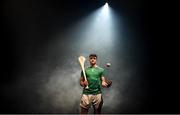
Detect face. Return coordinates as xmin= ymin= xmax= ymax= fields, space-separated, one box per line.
xmin=89 ymin=56 xmax=97 ymax=66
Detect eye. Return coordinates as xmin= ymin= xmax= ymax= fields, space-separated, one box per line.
xmin=90 ymin=57 xmax=96 ymax=60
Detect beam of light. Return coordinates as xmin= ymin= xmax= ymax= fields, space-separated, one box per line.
xmin=105 ymin=2 xmax=108 ymax=7
xmin=73 ymin=2 xmax=120 ymax=56
xmin=102 ymin=2 xmax=109 ymax=16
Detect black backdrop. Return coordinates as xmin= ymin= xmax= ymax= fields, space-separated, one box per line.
xmin=1 ymin=0 xmax=179 ymax=113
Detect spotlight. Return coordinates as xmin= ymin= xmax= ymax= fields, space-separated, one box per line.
xmin=102 ymin=2 xmax=109 ymax=15
xmin=105 ymin=2 xmax=108 ymax=7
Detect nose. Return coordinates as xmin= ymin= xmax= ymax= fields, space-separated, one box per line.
xmin=91 ymin=59 xmax=95 ymax=62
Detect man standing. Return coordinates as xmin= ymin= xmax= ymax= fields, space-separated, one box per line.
xmin=79 ymin=54 xmax=109 ymax=114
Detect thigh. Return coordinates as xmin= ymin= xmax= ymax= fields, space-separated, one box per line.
xmin=92 ymin=93 xmax=103 ymax=110
xmin=80 ymin=94 xmax=91 ymax=109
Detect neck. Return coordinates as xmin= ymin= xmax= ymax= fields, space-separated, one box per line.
xmin=91 ymin=64 xmax=97 ymax=68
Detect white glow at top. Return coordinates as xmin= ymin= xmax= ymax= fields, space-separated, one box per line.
xmin=105 ymin=2 xmax=108 ymax=8
xmin=102 ymin=2 xmax=109 ymax=16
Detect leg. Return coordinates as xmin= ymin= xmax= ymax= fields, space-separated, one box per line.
xmin=81 ymin=107 xmax=88 ymax=114
xmin=80 ymin=94 xmax=91 ymax=114
xmin=93 ymin=99 xmax=103 ymax=114
xmin=92 ymin=94 xmax=103 ymax=114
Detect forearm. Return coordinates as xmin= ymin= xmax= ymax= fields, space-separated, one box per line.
xmin=80 ymin=80 xmax=85 ymax=87
xmin=101 ymin=76 xmax=108 ymax=87
xmin=101 ymin=76 xmax=106 ymax=82
xmin=80 ymin=77 xmax=85 ymax=87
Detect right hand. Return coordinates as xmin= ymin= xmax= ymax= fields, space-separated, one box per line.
xmin=102 ymin=81 xmax=108 ymax=87
xmin=83 ymin=80 xmax=88 ymax=87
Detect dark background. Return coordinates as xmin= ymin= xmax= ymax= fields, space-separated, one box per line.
xmin=1 ymin=0 xmax=179 ymax=113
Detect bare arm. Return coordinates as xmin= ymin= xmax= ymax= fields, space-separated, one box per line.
xmin=80 ymin=76 xmax=84 ymax=87
xmin=101 ymin=76 xmax=108 ymax=87
xmin=80 ymin=76 xmax=88 ymax=87
xmin=101 ymin=76 xmax=106 ymax=82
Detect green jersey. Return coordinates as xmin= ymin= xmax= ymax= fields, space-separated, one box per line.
xmin=81 ymin=66 xmax=105 ymax=95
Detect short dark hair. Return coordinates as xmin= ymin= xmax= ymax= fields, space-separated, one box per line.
xmin=89 ymin=54 xmax=97 ymax=58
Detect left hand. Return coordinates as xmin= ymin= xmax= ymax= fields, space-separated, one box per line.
xmin=102 ymin=81 xmax=108 ymax=87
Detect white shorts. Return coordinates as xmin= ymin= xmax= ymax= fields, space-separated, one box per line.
xmin=80 ymin=93 xmax=103 ymax=109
